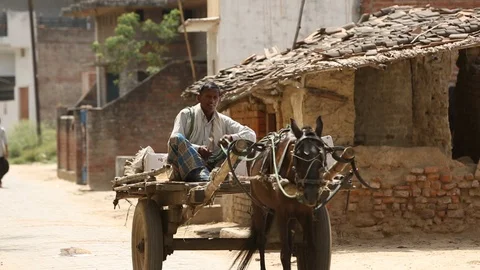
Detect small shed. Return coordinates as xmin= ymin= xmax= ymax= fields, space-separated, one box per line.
xmin=184 ymin=6 xmax=480 ymax=236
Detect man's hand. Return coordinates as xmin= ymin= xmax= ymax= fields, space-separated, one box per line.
xmin=219 ymin=134 xmax=233 ymax=148
xmin=198 ymin=146 xmax=212 ymax=160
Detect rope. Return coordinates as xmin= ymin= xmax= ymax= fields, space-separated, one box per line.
xmin=226 ymin=140 xmax=272 ymax=214
xmin=270 ymin=136 xmax=297 ymax=199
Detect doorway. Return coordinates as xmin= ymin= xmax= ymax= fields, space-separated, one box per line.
xmin=451 ymin=48 xmax=480 ymax=162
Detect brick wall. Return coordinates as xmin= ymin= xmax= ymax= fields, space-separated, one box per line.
xmin=228 ymin=146 xmax=480 ymax=236
xmin=37 ymin=27 xmax=95 ymax=124
xmin=229 ymin=99 xmax=267 ymax=140
xmin=57 ymin=113 xmax=77 ymax=182
xmin=57 ymin=116 xmax=69 ymax=170
xmin=327 ymin=146 xmax=480 ymax=237
xmin=361 ymin=0 xmax=479 ymax=14
xmin=85 ymin=62 xmax=205 ymax=190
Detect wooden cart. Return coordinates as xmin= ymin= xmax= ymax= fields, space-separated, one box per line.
xmin=112 ymin=140 xmax=333 ymax=270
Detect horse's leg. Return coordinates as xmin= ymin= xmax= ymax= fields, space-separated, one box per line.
xmin=251 ymin=204 xmax=274 ymax=270
xmin=231 ymin=198 xmax=271 ymax=270
xmin=278 ymin=212 xmax=295 ymax=270
xmin=297 ymin=212 xmax=315 ymax=270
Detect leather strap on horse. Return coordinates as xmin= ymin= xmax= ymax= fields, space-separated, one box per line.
xmin=274 ymin=134 xmax=296 ymax=177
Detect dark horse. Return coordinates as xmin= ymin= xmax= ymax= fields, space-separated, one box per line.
xmin=231 ymin=116 xmax=331 ymax=270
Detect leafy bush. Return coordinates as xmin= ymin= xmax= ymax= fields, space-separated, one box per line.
xmin=7 ymin=121 xmax=57 ymax=164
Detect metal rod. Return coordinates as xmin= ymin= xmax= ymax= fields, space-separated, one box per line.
xmin=28 ymin=0 xmax=42 ymax=144
xmin=177 ymin=0 xmax=197 ymax=82
xmin=292 ymin=0 xmax=306 ymax=50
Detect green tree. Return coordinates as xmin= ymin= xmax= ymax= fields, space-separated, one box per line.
xmin=92 ymin=10 xmax=180 ymax=78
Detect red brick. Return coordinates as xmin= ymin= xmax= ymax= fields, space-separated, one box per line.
xmin=436 ymin=210 xmax=446 ymax=218
xmin=410 ymin=168 xmax=424 ymax=175
xmin=437 ymin=189 xmax=446 ymax=196
xmin=427 ymin=173 xmax=440 ymax=181
xmin=448 ymin=204 xmax=460 ymax=210
xmin=374 ymin=198 xmax=383 ymax=205
xmin=405 ymin=174 xmax=417 ymax=183
xmin=394 ymin=190 xmax=410 ymax=197
xmin=382 ymin=197 xmax=395 ymax=204
xmin=395 ymin=198 xmax=408 ymax=204
xmin=424 ymin=181 xmax=431 ymax=188
xmin=411 ymin=184 xmax=422 ymax=197
xmin=416 ymin=175 xmax=427 ymax=182
xmin=431 ymin=181 xmax=442 ymax=190
xmin=374 ymin=205 xmax=387 ymax=210
xmin=424 ymin=166 xmax=439 ymax=174
xmin=442 ymin=183 xmax=457 ymax=190
xmin=440 ymin=174 xmax=452 ymax=183
xmin=446 ymin=188 xmax=461 ymax=196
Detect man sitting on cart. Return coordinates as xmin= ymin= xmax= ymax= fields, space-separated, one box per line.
xmin=167 ymin=81 xmax=256 ymax=182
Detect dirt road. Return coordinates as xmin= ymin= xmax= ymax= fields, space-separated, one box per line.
xmin=1 ymin=164 xmax=480 ymax=269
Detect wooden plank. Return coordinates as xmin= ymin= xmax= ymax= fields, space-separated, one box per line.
xmin=156 ymin=182 xmax=191 ymax=192
xmin=112 ymin=166 xmax=168 ymax=186
xmin=172 ymin=238 xmax=283 ymax=251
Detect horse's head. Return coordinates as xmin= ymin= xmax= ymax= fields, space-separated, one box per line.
xmin=290 ymin=116 xmax=326 ymax=207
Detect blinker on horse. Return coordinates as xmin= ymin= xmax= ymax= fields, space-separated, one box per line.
xmin=289 ymin=116 xmax=327 ymax=207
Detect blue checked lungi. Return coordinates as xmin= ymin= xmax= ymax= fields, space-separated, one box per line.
xmin=167 ymin=133 xmax=206 ymax=180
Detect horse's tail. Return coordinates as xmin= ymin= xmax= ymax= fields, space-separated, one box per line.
xmin=230 ymin=224 xmax=258 ymax=270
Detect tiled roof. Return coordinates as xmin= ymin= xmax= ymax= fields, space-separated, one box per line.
xmin=182 ymin=6 xmax=480 ymax=109
xmin=61 ymin=0 xmax=176 ymax=16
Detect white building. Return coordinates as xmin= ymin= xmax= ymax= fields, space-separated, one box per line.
xmin=181 ymin=0 xmax=358 ymax=75
xmin=0 ymin=10 xmax=36 ymax=131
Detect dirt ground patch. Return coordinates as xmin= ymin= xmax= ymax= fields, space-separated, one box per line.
xmin=4 ymin=163 xmax=480 ymax=270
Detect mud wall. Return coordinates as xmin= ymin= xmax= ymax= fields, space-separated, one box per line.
xmin=354 ymin=60 xmax=413 ymax=146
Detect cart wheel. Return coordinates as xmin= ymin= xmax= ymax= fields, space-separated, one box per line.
xmin=296 ymin=206 xmax=331 ymax=270
xmin=132 ymin=199 xmax=164 ymax=270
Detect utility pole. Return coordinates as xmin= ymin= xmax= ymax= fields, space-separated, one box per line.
xmin=177 ymin=0 xmax=197 ymax=82
xmin=27 ymin=0 xmax=42 ymax=144
xmin=292 ymin=0 xmax=306 ymax=50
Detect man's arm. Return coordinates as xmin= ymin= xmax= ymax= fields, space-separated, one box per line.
xmin=4 ymin=144 xmax=7 ymax=159
xmin=224 ymin=116 xmax=256 ymax=142
xmin=170 ymin=109 xmax=201 ymax=150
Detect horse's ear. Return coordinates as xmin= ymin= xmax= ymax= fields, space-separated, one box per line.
xmin=315 ymin=116 xmax=323 ymax=137
xmin=290 ymin=118 xmax=302 ymax=138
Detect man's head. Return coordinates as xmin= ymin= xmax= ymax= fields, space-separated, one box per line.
xmin=197 ymin=81 xmax=220 ymax=116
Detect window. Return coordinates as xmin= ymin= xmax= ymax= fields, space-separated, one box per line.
xmin=135 ymin=9 xmax=145 ymax=22
xmin=162 ymin=9 xmax=194 ymax=19
xmin=0 ymin=76 xmax=15 ymax=101
xmin=0 ymin=12 xmax=7 ymax=37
